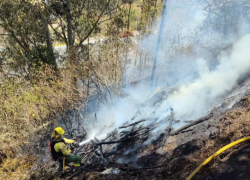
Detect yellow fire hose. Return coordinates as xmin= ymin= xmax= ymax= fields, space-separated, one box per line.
xmin=63 ymin=157 xmax=66 ymax=172
xmin=186 ymin=136 xmax=250 ymax=180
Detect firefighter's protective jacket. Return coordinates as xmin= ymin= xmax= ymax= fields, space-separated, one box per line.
xmin=54 ymin=141 xmax=71 ymax=156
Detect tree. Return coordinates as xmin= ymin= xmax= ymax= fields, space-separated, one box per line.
xmin=199 ymin=0 xmax=250 ymax=38
xmin=0 ymin=0 xmax=57 ymax=72
xmin=0 ymin=0 xmax=130 ymax=71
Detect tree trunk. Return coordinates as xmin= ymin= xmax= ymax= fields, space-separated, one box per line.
xmin=66 ymin=0 xmax=73 ymax=47
xmin=127 ymin=3 xmax=132 ymax=32
xmin=41 ymin=14 xmax=56 ymax=68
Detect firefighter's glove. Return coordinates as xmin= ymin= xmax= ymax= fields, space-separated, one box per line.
xmin=73 ymin=142 xmax=79 ymax=148
xmin=70 ymin=145 xmax=75 ymax=151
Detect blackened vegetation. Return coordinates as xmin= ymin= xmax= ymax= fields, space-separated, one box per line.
xmin=33 ymin=90 xmax=250 ymax=180
xmin=83 ymin=119 xmax=153 ymax=162
xmin=69 ymin=92 xmax=250 ymax=180
xmin=172 ymin=140 xmax=200 ymax=156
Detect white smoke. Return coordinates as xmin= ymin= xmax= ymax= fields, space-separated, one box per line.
xmin=80 ymin=0 xmax=250 ymax=146
xmin=167 ymin=35 xmax=250 ymax=120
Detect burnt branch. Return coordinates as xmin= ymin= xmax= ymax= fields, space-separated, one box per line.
xmin=171 ymin=114 xmax=213 ymax=135
xmin=119 ymin=119 xmax=146 ymax=129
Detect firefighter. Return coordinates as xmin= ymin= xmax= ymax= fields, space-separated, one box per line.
xmin=50 ymin=127 xmax=82 ymax=173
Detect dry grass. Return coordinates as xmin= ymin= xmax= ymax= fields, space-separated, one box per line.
xmin=0 ymin=155 xmax=35 ymax=180
xmin=0 ymin=36 xmax=135 ymax=179
xmin=0 ymin=64 xmax=89 ymax=179
xmin=0 ymin=65 xmax=85 ymax=145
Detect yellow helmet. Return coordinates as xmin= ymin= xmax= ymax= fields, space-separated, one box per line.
xmin=54 ymin=127 xmax=65 ymax=135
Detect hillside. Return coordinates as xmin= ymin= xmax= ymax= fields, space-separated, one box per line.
xmin=1 ymin=0 xmax=250 ymax=180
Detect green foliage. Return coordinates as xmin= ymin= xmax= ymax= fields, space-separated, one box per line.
xmin=25 ymin=46 xmax=57 ymax=68
xmin=77 ymin=15 xmax=101 ymax=36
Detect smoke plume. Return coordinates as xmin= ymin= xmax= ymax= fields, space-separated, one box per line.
xmin=80 ymin=0 xmax=250 ymax=145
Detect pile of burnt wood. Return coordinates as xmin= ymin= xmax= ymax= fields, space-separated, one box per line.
xmin=74 ymin=119 xmax=153 ymax=165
